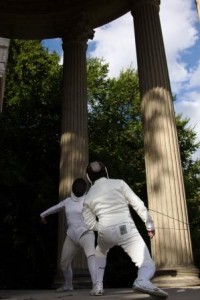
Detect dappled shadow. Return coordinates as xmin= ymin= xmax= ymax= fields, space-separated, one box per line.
xmin=141 ymin=87 xmax=193 ymax=268
xmin=141 ymin=87 xmax=177 ymax=194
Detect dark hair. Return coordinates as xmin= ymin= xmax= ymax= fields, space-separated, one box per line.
xmin=72 ymin=178 xmax=87 ymax=197
xmin=86 ymin=161 xmax=107 ymax=183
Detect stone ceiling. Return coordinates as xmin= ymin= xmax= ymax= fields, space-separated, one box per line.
xmin=0 ymin=0 xmax=130 ymax=39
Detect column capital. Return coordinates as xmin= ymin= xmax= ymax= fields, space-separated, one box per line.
xmin=130 ymin=0 xmax=160 ymax=14
xmin=56 ymin=13 xmax=95 ymax=45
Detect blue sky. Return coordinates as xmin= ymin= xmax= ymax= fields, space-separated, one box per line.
xmin=43 ymin=0 xmax=200 ymax=160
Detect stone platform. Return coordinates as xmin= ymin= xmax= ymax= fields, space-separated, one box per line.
xmin=1 ymin=287 xmax=200 ymax=300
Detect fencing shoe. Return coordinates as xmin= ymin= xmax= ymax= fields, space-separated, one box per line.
xmin=56 ymin=285 xmax=73 ymax=293
xmin=90 ymin=283 xmax=104 ymax=296
xmin=133 ymin=279 xmax=168 ymax=298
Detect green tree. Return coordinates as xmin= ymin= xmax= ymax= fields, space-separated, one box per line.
xmin=0 ymin=39 xmax=62 ymax=288
xmin=176 ymin=115 xmax=200 ymax=267
xmin=88 ymin=58 xmax=146 ymax=197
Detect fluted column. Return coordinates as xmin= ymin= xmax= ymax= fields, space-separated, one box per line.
xmin=55 ymin=18 xmax=94 ymax=287
xmin=131 ymin=0 xmax=199 ymax=286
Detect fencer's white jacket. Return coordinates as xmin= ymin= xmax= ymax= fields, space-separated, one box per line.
xmin=40 ymin=192 xmax=91 ymax=243
xmin=83 ymin=177 xmax=155 ymax=232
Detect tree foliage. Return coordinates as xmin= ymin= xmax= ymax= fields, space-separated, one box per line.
xmin=176 ymin=115 xmax=200 ymax=266
xmin=87 ymin=58 xmax=146 ymax=199
xmin=0 ymin=40 xmax=62 ymax=288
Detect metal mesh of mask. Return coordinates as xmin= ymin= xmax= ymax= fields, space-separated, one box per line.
xmin=90 ymin=161 xmax=102 ymax=173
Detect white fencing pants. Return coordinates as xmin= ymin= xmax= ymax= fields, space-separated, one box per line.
xmin=95 ymin=222 xmax=155 ymax=285
xmin=61 ymin=232 xmax=96 ymax=285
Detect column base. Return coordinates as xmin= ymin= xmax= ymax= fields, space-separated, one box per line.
xmin=152 ymin=266 xmax=200 ymax=287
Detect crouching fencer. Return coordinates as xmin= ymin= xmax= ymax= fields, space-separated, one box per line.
xmin=40 ymin=178 xmax=96 ymax=292
xmin=83 ymin=161 xmax=168 ymax=298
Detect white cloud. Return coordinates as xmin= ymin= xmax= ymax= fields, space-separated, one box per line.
xmin=49 ymin=1 xmax=199 ymax=159
xmin=88 ymin=0 xmax=200 ymax=159
xmin=175 ymin=91 xmax=200 ymax=160
xmin=188 ymin=60 xmax=200 ymax=88
xmin=89 ymin=1 xmax=199 ymax=85
xmin=160 ymin=0 xmax=199 ymax=94
xmin=89 ymin=13 xmax=136 ymax=77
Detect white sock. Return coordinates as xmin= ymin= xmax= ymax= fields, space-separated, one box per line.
xmin=87 ymin=255 xmax=96 ymax=285
xmin=95 ymin=256 xmax=106 ymax=286
xmin=137 ymin=262 xmax=155 ymax=281
xmin=63 ymin=266 xmax=73 ymax=288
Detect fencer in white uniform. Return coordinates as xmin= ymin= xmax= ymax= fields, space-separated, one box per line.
xmin=40 ymin=178 xmax=96 ymax=292
xmin=83 ymin=161 xmax=168 ymax=298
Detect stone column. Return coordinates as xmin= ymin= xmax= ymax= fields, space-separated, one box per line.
xmin=55 ymin=19 xmax=94 ymax=287
xmin=130 ymin=0 xmax=199 ymax=286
